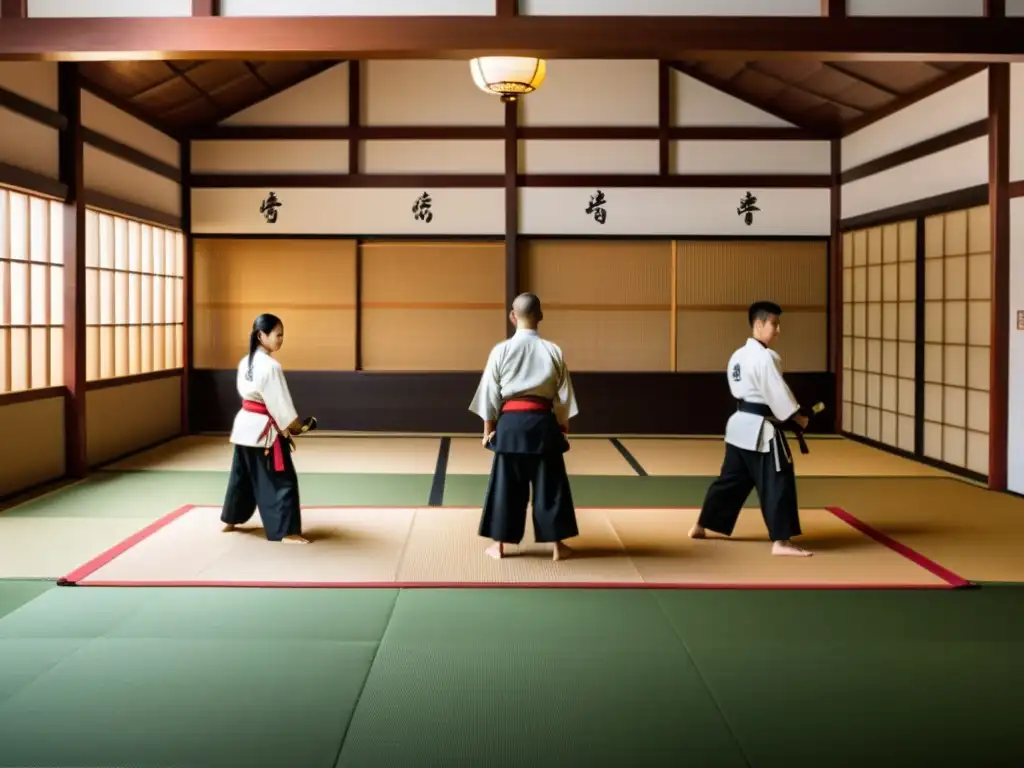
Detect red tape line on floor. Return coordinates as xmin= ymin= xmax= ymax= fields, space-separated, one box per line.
xmin=825 ymin=506 xmax=972 ymax=588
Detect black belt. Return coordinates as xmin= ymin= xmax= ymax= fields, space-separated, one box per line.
xmin=736 ymin=400 xmax=809 ymax=455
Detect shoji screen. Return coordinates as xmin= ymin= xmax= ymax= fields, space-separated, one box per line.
xmin=922 ymin=206 xmax=991 ymax=476
xmin=842 ymin=220 xmax=916 ymax=452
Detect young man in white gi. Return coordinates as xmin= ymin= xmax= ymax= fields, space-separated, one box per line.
xmin=689 ymin=301 xmax=813 ymax=557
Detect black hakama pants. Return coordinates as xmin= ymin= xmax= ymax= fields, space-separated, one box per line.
xmin=220 ymin=439 xmax=302 ymax=541
xmin=696 ymin=438 xmax=801 ymax=542
xmin=479 ymin=410 xmax=578 ymax=544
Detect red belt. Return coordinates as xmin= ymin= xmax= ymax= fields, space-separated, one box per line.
xmin=242 ymin=399 xmax=285 ymax=471
xmin=501 ymin=398 xmax=568 ymax=434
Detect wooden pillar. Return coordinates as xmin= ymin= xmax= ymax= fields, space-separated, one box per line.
xmin=670 ymin=241 xmax=678 ymax=372
xmin=820 ymin=0 xmax=845 ymax=16
xmin=347 ymin=61 xmax=360 ymax=177
xmin=504 ymin=100 xmax=519 ymax=339
xmin=180 ymin=141 xmax=193 ymax=434
xmin=984 ymin=0 xmax=1006 ymax=17
xmin=190 ymin=0 xmax=218 ymax=14
xmin=348 ymin=61 xmax=363 ymax=366
xmin=59 ymin=63 xmax=86 ymax=477
xmin=989 ymin=63 xmax=1010 ymax=491
xmin=829 ymin=138 xmax=843 ymax=432
xmin=0 ymin=0 xmax=26 ymax=17
xmin=658 ymin=62 xmax=670 ymax=176
xmin=500 ymin=0 xmax=520 ymax=338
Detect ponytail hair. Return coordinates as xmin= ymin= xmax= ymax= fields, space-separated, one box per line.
xmin=245 ymin=313 xmax=283 ymax=381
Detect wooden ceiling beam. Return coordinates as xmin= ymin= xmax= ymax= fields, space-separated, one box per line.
xmin=1 ymin=16 xmax=1023 ymax=62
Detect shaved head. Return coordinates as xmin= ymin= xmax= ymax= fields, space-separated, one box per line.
xmin=512 ymin=292 xmax=543 ymax=324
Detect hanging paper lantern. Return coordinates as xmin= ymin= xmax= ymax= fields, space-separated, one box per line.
xmin=469 ymin=57 xmax=547 ymax=102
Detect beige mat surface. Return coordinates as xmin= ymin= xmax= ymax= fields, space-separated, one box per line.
xmin=620 ymin=437 xmax=951 ymax=477
xmin=66 ymin=505 xmax=955 ymax=588
xmin=107 ymin=435 xmax=638 ymax=476
xmin=0 ymin=517 xmax=155 ymax=579
xmin=812 ymin=477 xmax=1024 ymax=582
xmin=106 ymin=435 xmax=443 ymax=474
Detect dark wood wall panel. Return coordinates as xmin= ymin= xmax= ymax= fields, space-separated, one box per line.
xmin=190 ymin=370 xmax=834 ymax=436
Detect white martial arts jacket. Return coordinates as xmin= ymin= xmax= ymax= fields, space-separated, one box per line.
xmin=468 ymin=328 xmax=579 ymax=425
xmin=723 ymin=337 xmax=801 ymax=454
xmin=229 ymin=349 xmax=300 ymax=448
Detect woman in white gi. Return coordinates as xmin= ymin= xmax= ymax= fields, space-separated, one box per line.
xmin=220 ymin=313 xmax=315 ymax=544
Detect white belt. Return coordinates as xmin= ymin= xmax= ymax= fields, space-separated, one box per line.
xmin=769 ymin=426 xmax=793 ymax=473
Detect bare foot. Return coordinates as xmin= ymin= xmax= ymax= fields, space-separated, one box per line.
xmin=688 ymin=524 xmax=706 ymax=539
xmin=485 ymin=542 xmax=504 ymax=560
xmin=552 ymin=541 xmax=572 ymax=561
xmin=222 ymin=524 xmax=236 ymax=533
xmin=282 ymin=535 xmax=311 ymax=544
xmin=772 ymin=540 xmax=812 ymax=557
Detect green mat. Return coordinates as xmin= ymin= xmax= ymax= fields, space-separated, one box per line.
xmin=655 ymin=589 xmax=1024 ymax=767
xmin=0 ymin=586 xmax=1023 ymax=767
xmin=0 ymin=471 xmax=435 ymax=518
xmin=0 ymin=581 xmax=53 ymax=622
xmin=336 ymin=589 xmax=748 ymax=767
xmin=1 ymin=468 xmax=986 ymax=523
xmin=0 ymin=587 xmax=399 ymax=768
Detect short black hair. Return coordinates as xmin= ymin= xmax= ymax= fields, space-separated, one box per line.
xmin=748 ymin=301 xmax=782 ymax=327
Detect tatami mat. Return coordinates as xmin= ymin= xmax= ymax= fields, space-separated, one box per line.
xmin=0 ymin=517 xmax=155 ymax=579
xmin=106 ymin=435 xmax=442 ymax=474
xmin=807 ymin=477 xmax=1024 ymax=583
xmin=107 ymin=434 xmax=952 ymax=479
xmin=619 ymin=437 xmax=951 ymax=477
xmin=65 ymin=505 xmax=957 ymax=589
xmin=445 ymin=436 xmax=635 ymax=475
xmin=108 ymin=435 xmax=640 ymax=476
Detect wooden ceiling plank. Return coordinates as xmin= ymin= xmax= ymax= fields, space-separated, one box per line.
xmin=746 ymin=61 xmax=868 ymax=115
xmin=669 ymin=61 xmax=831 ymax=135
xmin=242 ymin=61 xmax=272 ymax=90
xmin=79 ymin=76 xmax=182 ymax=139
xmin=165 ymin=61 xmax=225 ymax=112
xmin=187 ymin=60 xmax=339 ymax=134
xmin=1 ymin=16 xmax=1023 ymax=62
xmin=842 ymin=62 xmax=987 ymax=135
xmin=125 ymin=67 xmax=188 ymax=100
xmin=823 ymin=62 xmax=901 ymax=96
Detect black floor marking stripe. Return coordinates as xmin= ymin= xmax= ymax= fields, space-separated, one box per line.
xmin=609 ymin=438 xmax=647 ymax=477
xmin=428 ymin=437 xmax=451 ymax=506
